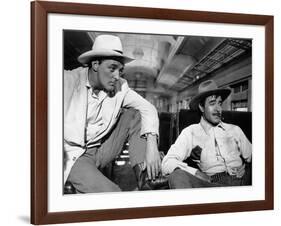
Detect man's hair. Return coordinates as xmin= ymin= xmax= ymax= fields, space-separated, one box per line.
xmin=198 ymin=97 xmax=207 ymax=114
xmin=88 ymin=58 xmax=103 ymax=68
xmin=198 ymin=94 xmax=222 ymax=114
xmin=199 ymin=98 xmax=206 ymax=108
xmin=88 ymin=56 xmax=125 ymax=67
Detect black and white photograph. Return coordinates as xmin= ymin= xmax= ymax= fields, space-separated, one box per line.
xmin=63 ymin=30 xmax=253 ymax=194
xmin=29 ymin=1 xmax=274 ymax=224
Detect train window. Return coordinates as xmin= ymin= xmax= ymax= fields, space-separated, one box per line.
xmin=231 ymin=100 xmax=248 ymax=112
xmin=230 ymin=80 xmax=250 ymax=112
xmin=242 ymin=82 xmax=249 ymax=91
xmin=233 ymin=86 xmax=241 ymax=93
xmin=231 ymin=81 xmax=248 ymax=93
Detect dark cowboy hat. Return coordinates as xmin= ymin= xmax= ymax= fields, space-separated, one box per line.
xmin=189 ymin=80 xmax=231 ymax=110
xmin=78 ymin=34 xmax=134 ymax=65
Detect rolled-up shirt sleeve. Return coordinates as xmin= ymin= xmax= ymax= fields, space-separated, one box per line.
xmin=162 ymin=127 xmax=197 ymax=176
xmin=235 ymin=126 xmax=252 ymax=162
xmin=122 ymin=88 xmax=159 ymax=137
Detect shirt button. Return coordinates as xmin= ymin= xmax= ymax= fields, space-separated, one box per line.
xmin=72 ymin=157 xmax=77 ymax=161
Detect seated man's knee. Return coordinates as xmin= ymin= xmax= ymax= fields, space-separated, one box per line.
xmin=122 ymin=108 xmax=138 ymax=119
xmin=122 ymin=109 xmax=141 ymax=133
xmin=168 ymin=168 xmax=193 ymax=189
xmin=119 ymin=109 xmax=140 ymax=128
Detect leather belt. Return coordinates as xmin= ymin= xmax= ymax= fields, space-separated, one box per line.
xmin=210 ymin=171 xmax=240 ymax=183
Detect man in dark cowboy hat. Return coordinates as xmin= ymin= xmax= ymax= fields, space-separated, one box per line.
xmin=64 ymin=34 xmax=166 ymax=193
xmin=162 ymin=80 xmax=252 ymax=188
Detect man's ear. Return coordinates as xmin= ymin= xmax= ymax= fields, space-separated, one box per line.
xmin=198 ymin=103 xmax=204 ymax=113
xmin=91 ymin=61 xmax=99 ymax=72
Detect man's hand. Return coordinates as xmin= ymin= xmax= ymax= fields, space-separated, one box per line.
xmin=232 ymin=164 xmax=245 ymax=178
xmin=144 ymin=134 xmax=161 ymax=180
xmin=195 ymin=170 xmax=211 ymax=182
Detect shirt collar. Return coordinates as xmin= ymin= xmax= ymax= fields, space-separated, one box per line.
xmin=200 ymin=116 xmax=225 ymax=134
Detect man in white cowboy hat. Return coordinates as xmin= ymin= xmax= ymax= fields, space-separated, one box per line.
xmin=64 ymin=34 xmax=166 ymax=193
xmin=162 ymin=80 xmax=252 ymax=188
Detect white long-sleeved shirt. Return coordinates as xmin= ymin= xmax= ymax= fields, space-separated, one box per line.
xmin=85 ymin=79 xmax=107 ymax=144
xmin=162 ymin=117 xmax=252 ymax=176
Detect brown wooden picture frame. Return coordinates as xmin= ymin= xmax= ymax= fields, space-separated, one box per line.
xmin=31 ymin=0 xmax=274 ymax=224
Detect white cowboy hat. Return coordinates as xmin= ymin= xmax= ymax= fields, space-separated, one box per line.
xmin=189 ymin=80 xmax=231 ymax=110
xmin=77 ymin=34 xmax=134 ymax=65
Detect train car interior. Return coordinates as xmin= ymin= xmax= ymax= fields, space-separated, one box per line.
xmin=64 ymin=31 xmax=252 ymax=192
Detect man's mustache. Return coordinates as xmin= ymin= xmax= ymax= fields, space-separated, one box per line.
xmin=212 ymin=112 xmax=221 ymax=117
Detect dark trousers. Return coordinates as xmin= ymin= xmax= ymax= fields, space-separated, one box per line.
xmin=67 ymin=109 xmax=146 ymax=193
xmin=168 ymin=165 xmax=251 ymax=189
